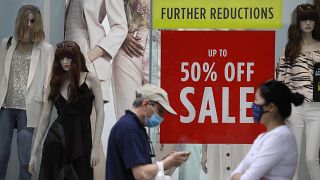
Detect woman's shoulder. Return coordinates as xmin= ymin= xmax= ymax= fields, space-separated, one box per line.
xmin=268 ymin=125 xmax=295 ymax=142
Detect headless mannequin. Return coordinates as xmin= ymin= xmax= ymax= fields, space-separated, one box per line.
xmin=278 ymin=18 xmax=320 ymax=180
xmin=28 ymin=68 xmax=105 ymax=174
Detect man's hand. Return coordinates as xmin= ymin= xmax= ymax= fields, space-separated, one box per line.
xmin=122 ymin=31 xmax=144 ymax=58
xmin=231 ymin=172 xmax=242 ymax=180
xmin=162 ymin=151 xmax=190 ymax=170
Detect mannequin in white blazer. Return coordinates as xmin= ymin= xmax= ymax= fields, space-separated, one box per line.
xmin=65 ymin=0 xmax=128 ymax=102
xmin=0 ymin=5 xmax=54 ymax=180
xmin=0 ymin=38 xmax=54 ymax=127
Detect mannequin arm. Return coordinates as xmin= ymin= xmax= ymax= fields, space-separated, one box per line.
xmin=96 ymin=0 xmax=128 ymax=59
xmin=31 ymin=99 xmax=53 ymax=155
xmin=87 ymin=72 xmax=105 ymax=166
xmin=276 ymin=48 xmax=286 ymax=81
xmin=122 ymin=32 xmax=144 ymax=58
xmin=201 ymin=144 xmax=208 ymax=173
xmin=29 ymin=90 xmax=53 ymax=173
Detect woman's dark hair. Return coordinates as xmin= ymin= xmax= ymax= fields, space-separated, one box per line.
xmin=48 ymin=41 xmax=88 ymax=103
xmin=259 ymin=80 xmax=305 ymax=120
xmin=285 ymin=3 xmax=320 ymax=63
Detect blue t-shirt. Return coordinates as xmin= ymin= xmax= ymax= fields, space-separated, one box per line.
xmin=106 ymin=110 xmax=152 ymax=180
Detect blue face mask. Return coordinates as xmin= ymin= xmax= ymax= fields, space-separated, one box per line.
xmin=251 ymin=103 xmax=268 ymax=123
xmin=145 ymin=106 xmax=164 ymax=127
xmin=145 ymin=112 xmax=164 ymax=127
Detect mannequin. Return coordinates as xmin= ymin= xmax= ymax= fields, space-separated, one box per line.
xmin=64 ymin=1 xmax=127 ymax=178
xmin=28 ymin=41 xmax=104 ymax=180
xmin=201 ymin=144 xmax=251 ymax=179
xmin=0 ymin=5 xmax=54 ymax=180
xmin=277 ymin=4 xmax=320 ymax=180
xmin=112 ymin=0 xmax=150 ymax=120
xmin=65 ymin=0 xmax=127 ymax=102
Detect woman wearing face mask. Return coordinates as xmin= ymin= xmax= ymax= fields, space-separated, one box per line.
xmin=231 ymin=80 xmax=304 ymax=180
xmin=28 ymin=41 xmax=104 ymax=180
xmin=0 ymin=5 xmax=54 ymax=180
xmin=277 ymin=3 xmax=320 ymax=180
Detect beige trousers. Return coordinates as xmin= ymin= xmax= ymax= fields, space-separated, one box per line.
xmin=112 ymin=29 xmax=150 ymax=120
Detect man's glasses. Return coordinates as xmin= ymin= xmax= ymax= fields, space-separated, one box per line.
xmin=56 ymin=41 xmax=76 ymax=49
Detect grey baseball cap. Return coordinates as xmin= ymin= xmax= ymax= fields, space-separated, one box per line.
xmin=136 ymin=84 xmax=177 ymax=115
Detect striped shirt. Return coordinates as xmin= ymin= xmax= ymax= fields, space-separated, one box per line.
xmin=277 ymin=51 xmax=320 ymax=102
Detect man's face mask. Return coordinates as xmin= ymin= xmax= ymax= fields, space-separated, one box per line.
xmin=145 ymin=105 xmax=164 ymax=127
xmin=251 ymin=103 xmax=268 ymax=123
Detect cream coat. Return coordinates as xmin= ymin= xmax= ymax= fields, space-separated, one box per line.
xmin=65 ymin=0 xmax=128 ymax=101
xmin=0 ymin=37 xmax=54 ymax=127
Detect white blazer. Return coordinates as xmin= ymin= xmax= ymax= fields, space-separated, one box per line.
xmin=0 ymin=37 xmax=54 ymax=127
xmin=66 ymin=0 xmax=128 ymax=101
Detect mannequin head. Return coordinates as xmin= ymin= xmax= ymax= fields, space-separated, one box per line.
xmin=49 ymin=41 xmax=88 ymax=103
xmin=297 ymin=4 xmax=319 ymax=34
xmin=285 ymin=4 xmax=320 ymax=62
xmin=15 ymin=5 xmax=44 ymax=43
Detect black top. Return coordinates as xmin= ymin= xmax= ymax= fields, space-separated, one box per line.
xmin=39 ymin=74 xmax=95 ymax=180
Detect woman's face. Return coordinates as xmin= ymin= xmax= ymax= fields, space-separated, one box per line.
xmin=60 ymin=57 xmax=72 ymax=71
xmin=254 ymin=89 xmax=265 ymax=105
xmin=300 ymin=19 xmax=315 ymax=33
xmin=253 ymin=88 xmax=269 ymax=124
xmin=26 ymin=12 xmax=35 ymax=34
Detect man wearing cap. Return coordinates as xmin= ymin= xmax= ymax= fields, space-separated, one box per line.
xmin=106 ymin=84 xmax=190 ymax=179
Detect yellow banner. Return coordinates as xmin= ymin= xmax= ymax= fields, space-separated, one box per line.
xmin=153 ymin=0 xmax=282 ymax=29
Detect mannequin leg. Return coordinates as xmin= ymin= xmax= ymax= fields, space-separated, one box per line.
xmin=207 ymin=144 xmax=250 ymax=180
xmin=112 ymin=29 xmax=150 ymax=120
xmin=0 ymin=108 xmax=15 ymax=180
xmin=305 ymin=103 xmax=320 ymax=180
xmin=16 ymin=110 xmax=32 ymax=180
xmin=288 ymin=104 xmax=304 ymax=180
xmin=178 ymin=144 xmax=201 ymax=180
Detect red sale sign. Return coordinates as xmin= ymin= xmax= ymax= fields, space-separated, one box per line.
xmin=160 ymin=31 xmax=275 ymax=144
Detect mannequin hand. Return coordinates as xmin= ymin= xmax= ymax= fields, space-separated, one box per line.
xmin=201 ymin=152 xmax=207 ymax=174
xmin=88 ymin=46 xmax=104 ymax=63
xmin=28 ymin=153 xmax=37 ymax=174
xmin=122 ymin=31 xmax=144 ymax=58
xmin=90 ymin=146 xmax=100 ymax=167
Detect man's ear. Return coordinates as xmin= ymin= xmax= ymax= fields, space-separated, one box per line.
xmin=141 ymin=99 xmax=149 ymax=107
